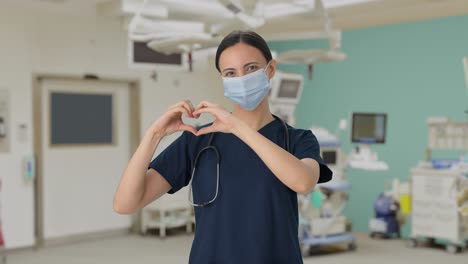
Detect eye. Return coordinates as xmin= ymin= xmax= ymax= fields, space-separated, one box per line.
xmin=224 ymin=71 xmax=235 ymax=77
xmin=247 ymin=65 xmax=258 ymax=72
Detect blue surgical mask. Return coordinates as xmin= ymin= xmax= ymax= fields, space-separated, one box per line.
xmin=222 ymin=62 xmax=271 ymax=111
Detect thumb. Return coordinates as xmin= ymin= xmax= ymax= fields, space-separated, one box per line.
xmin=196 ymin=125 xmax=216 ymax=136
xmin=179 ymin=124 xmax=198 ymax=135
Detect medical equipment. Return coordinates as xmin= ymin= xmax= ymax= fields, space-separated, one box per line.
xmin=298 ymin=128 xmax=356 ymax=255
xmin=369 ymin=193 xmax=406 ymax=239
xmin=426 ymin=117 xmax=468 ymax=152
xmin=188 ymin=115 xmax=290 ymax=207
xmin=369 ymin=193 xmax=401 ymax=239
xmin=407 ymin=118 xmax=468 ymax=254
xmin=125 ymin=0 xmax=347 ymax=74
xmin=348 ymin=112 xmax=389 ymax=171
xmin=218 ymin=0 xmax=265 ymax=28
xmin=140 ymin=186 xmax=194 ymax=238
xmin=126 ymin=0 xmax=217 ymax=71
xmin=188 ymin=133 xmax=220 ymax=207
xmin=369 ymin=179 xmax=409 ymax=239
xmin=298 ymin=184 xmax=356 ymax=255
xmin=126 ymin=1 xmax=194 ymax=70
xmin=311 ymin=127 xmax=346 ymax=185
xmin=126 ymin=0 xmax=301 ymax=55
xmin=408 ymin=168 xmax=468 ymax=253
xmin=276 ymin=0 xmax=346 ymax=72
xmin=269 ymin=71 xmax=304 ymax=126
xmin=351 ymin=113 xmax=387 ymax=144
xmin=269 ymin=72 xmax=304 ymax=105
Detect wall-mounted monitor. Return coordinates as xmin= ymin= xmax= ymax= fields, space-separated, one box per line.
xmin=351 ymin=112 xmax=387 ymax=144
xmin=269 ymin=71 xmax=304 ymax=104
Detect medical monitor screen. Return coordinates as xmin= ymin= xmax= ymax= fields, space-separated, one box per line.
xmin=351 ymin=113 xmax=387 ymax=144
xmin=278 ymin=79 xmax=301 ymax=99
xmin=322 ymin=151 xmax=337 ymax=165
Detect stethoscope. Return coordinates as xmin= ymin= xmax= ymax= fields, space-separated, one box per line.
xmin=188 ymin=115 xmax=290 ymax=207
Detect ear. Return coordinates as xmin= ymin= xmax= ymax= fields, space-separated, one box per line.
xmin=267 ymin=59 xmax=277 ymax=80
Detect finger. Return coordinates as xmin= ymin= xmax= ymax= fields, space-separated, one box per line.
xmin=178 ymin=124 xmax=197 ymax=135
xmin=195 ymin=100 xmax=217 ymax=112
xmin=193 ymin=107 xmax=219 ymax=117
xmin=169 ymin=100 xmax=192 ymax=110
xmin=168 ymin=101 xmax=185 ymax=110
xmin=185 ymin=99 xmax=195 ymax=113
xmin=186 ymin=101 xmax=197 ymax=119
xmin=178 ymin=99 xmax=194 ymax=112
xmin=171 ymin=101 xmax=194 ymax=118
xmin=196 ymin=125 xmax=217 ymax=136
xmin=169 ymin=106 xmax=191 ymax=117
xmin=193 ymin=102 xmax=208 ymax=118
xmin=181 ymin=102 xmax=194 ymax=118
xmin=193 ymin=110 xmax=201 ymax=119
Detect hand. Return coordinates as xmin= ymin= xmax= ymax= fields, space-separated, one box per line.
xmin=148 ymin=100 xmax=198 ymax=137
xmin=193 ymin=101 xmax=239 ymax=136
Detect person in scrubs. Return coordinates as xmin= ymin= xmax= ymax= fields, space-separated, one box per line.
xmin=114 ymin=30 xmax=332 ymax=264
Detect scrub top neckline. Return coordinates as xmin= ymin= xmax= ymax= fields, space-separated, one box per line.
xmin=257 ymin=114 xmax=281 ymax=133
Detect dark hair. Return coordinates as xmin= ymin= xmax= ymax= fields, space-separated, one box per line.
xmin=215 ymin=30 xmax=272 ymax=72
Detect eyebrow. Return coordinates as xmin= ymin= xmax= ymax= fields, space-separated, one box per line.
xmin=222 ymin=61 xmax=260 ymax=73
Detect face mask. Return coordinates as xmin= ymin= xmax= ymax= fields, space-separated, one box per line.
xmin=222 ymin=62 xmax=271 ymax=111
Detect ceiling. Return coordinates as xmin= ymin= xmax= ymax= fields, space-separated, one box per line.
xmin=1 ymin=0 xmax=110 ymax=16
xmin=261 ymin=0 xmax=468 ymax=38
xmin=3 ymin=0 xmax=468 ymax=39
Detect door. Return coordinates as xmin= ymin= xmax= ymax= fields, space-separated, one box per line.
xmin=35 ymin=77 xmax=135 ymax=243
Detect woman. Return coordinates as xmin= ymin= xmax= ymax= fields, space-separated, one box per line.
xmin=114 ymin=30 xmax=332 ymax=263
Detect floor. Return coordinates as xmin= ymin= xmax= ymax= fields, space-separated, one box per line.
xmin=5 ymin=232 xmax=468 ymax=264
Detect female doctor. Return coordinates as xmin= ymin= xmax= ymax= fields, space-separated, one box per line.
xmin=114 ymin=30 xmax=332 ymax=264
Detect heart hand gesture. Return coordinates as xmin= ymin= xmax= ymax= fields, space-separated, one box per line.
xmin=193 ymin=101 xmax=239 ymax=136
xmin=149 ymin=100 xmax=198 ymax=137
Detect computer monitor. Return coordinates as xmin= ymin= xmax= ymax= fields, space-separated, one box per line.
xmin=322 ymin=150 xmax=337 ymax=165
xmin=351 ymin=113 xmax=387 ymax=144
xmin=269 ymin=72 xmax=304 ymax=104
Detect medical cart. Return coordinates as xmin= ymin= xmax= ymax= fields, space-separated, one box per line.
xmin=408 ymin=168 xmax=468 ymax=253
xmin=298 ymin=128 xmax=356 ymax=255
xmin=407 ymin=118 xmax=468 ymax=253
xmin=140 ymin=186 xmax=194 ymax=238
xmin=298 ymin=182 xmax=356 ymax=255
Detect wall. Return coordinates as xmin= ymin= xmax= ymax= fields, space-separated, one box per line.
xmin=0 ymin=8 xmax=35 ymax=249
xmin=269 ymin=14 xmax=468 ymax=236
xmin=0 ymin=6 xmax=229 ymax=249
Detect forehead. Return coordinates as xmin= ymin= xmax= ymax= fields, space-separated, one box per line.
xmin=218 ymin=42 xmax=267 ymax=70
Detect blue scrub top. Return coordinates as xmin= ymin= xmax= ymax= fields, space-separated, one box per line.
xmin=149 ymin=118 xmax=332 ymax=264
